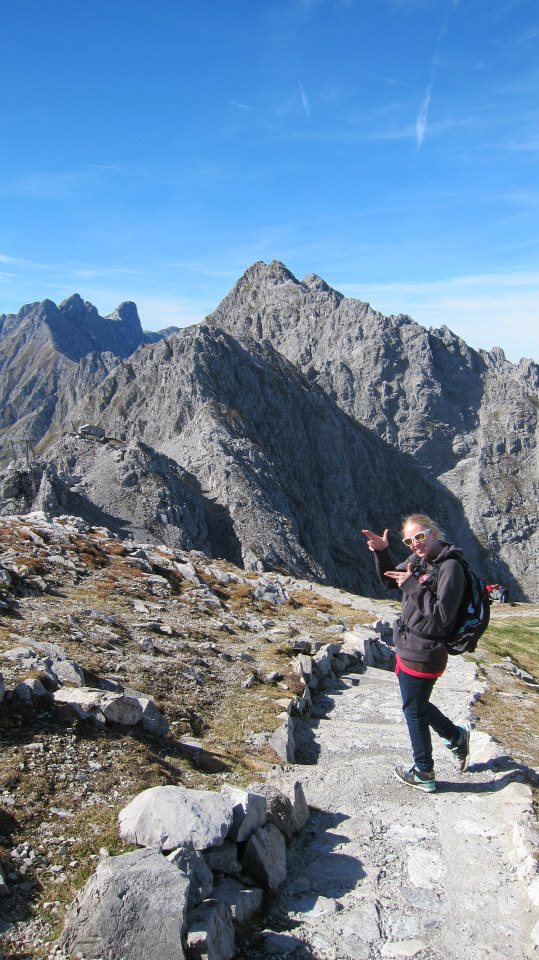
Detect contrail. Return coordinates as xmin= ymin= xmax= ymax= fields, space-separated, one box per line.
xmin=416 ymin=84 xmax=431 ymax=149
xmin=300 ymin=82 xmax=311 ymax=119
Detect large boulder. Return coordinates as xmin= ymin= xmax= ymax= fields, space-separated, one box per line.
xmin=119 ymin=786 xmax=234 ymax=852
xmin=59 ymin=847 xmax=189 ymax=960
xmin=52 ymin=687 xmax=168 ymax=733
xmin=53 ymin=688 xmax=142 ymax=725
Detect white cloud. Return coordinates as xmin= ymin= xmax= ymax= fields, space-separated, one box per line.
xmin=0 ymin=252 xmax=42 ymax=267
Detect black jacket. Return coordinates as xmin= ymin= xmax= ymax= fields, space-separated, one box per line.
xmin=374 ymin=541 xmax=467 ymax=671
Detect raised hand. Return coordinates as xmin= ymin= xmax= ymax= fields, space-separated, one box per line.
xmin=362 ymin=527 xmax=389 ymax=552
xmin=384 ymin=563 xmax=414 ymax=588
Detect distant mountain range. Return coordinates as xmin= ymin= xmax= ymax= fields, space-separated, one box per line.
xmin=1 ymin=262 xmax=537 ymax=600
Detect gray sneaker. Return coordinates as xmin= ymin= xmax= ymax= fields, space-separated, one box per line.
xmin=450 ymin=723 xmax=471 ymax=772
xmin=394 ymin=765 xmax=436 ymax=793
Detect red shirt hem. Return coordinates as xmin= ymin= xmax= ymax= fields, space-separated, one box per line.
xmin=395 ymin=654 xmax=445 ymax=680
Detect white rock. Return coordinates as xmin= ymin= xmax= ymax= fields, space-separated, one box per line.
xmin=512 ymin=820 xmax=539 ymax=862
xmin=133 ymin=694 xmax=169 ymax=737
xmin=50 ymin=658 xmax=86 ymax=686
xmin=406 ymin=848 xmax=445 ymax=890
xmin=270 ymin=717 xmax=295 ymax=763
xmin=119 ymin=785 xmax=234 ymax=852
xmin=221 ymin=785 xmax=267 ymax=842
xmin=312 ymin=648 xmax=332 ymax=678
xmin=174 ymin=561 xmax=201 ymax=584
xmin=528 ymin=876 xmax=539 ymax=907
xmin=288 ymin=780 xmax=310 ymax=832
xmin=381 ymin=940 xmax=427 ymax=958
xmin=293 ymin=653 xmax=315 ymax=686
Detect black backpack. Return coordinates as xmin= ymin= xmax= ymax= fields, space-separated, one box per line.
xmin=435 ymin=556 xmax=491 ymax=655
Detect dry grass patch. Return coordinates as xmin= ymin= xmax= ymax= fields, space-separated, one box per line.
xmin=472 ymin=607 xmax=539 ymax=785
xmin=202 ymin=682 xmax=288 ymax=779
xmin=480 ymin=609 xmax=539 ymax=678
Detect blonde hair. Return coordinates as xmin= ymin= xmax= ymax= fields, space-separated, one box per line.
xmin=402 ymin=513 xmax=446 ymax=540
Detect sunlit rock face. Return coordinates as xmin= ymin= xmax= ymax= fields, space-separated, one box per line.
xmin=1 ymin=262 xmax=536 ymax=599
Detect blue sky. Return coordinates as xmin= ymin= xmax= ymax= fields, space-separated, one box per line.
xmin=1 ymin=0 xmax=538 ymax=362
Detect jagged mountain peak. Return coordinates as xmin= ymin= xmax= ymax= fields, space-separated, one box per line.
xmin=0 ymin=262 xmax=537 ymax=602
xmin=106 ymin=300 xmax=141 ymax=326
xmin=239 ymin=259 xmax=299 ymax=286
xmin=58 ymin=292 xmax=99 ymax=317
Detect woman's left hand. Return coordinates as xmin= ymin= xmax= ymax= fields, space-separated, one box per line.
xmin=384 ymin=563 xmax=414 ymax=589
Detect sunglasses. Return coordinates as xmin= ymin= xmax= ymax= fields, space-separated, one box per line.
xmin=402 ymin=528 xmax=432 ymax=547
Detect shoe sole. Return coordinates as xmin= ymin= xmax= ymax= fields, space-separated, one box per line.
xmin=393 ymin=769 xmax=436 ymax=793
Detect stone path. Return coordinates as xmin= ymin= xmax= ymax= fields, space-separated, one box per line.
xmin=240 ymin=648 xmax=538 ymax=959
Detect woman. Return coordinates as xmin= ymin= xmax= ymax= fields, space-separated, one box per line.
xmin=362 ymin=514 xmax=470 ymax=793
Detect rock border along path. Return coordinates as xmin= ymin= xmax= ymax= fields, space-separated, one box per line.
xmin=241 ymin=614 xmax=538 ymax=960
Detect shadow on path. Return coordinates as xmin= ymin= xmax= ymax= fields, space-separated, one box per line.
xmin=294 ymin=671 xmax=364 ymax=766
xmin=237 ymin=811 xmax=367 ymax=959
xmin=438 ymin=755 xmax=538 ymax=793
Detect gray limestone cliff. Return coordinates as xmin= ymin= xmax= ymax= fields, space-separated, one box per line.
xmin=0 ymin=264 xmax=536 ymax=600
xmin=29 ymin=324 xmax=514 ymax=597
xmin=0 ymin=296 xmax=177 ymax=465
xmin=207 ymin=261 xmax=538 ymax=599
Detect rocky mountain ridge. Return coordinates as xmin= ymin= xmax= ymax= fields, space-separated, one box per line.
xmin=0 ymin=295 xmax=178 ymax=465
xmin=2 ymin=325 xmax=489 ymax=599
xmin=0 ymin=263 xmax=537 ymax=600
xmin=207 ymin=261 xmax=538 ymax=598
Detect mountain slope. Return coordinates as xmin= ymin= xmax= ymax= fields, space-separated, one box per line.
xmin=0 ymin=295 xmax=177 ymax=465
xmin=1 ymin=265 xmax=536 ymax=599
xmin=36 ymin=323 xmax=489 ymax=597
xmin=207 ymin=261 xmax=538 ymax=599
